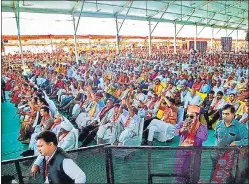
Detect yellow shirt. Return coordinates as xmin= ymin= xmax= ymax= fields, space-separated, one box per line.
xmin=236 ymin=103 xmax=247 ymax=116
xmin=55 ymin=66 xmax=60 ymax=73
xmin=153 ymin=84 xmax=163 ymax=95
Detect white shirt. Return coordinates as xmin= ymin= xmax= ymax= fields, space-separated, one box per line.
xmin=180 ymin=90 xmax=189 ymax=103
xmin=210 ymin=98 xmax=227 ymax=110
xmin=34 ymin=150 xmax=86 ymax=183
xmin=213 ymin=86 xmax=224 ymax=95
xmin=120 ymin=110 xmax=139 ymax=133
xmin=184 ymin=93 xmax=203 ymax=108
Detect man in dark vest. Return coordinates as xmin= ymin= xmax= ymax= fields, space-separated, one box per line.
xmin=31 ymin=131 xmax=86 ymax=184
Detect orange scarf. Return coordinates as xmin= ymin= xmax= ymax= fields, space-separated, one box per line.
xmin=181 ymin=121 xmax=200 ymax=146
xmin=124 ymin=116 xmax=131 ymax=127
xmin=58 ymin=131 xmax=69 ymax=142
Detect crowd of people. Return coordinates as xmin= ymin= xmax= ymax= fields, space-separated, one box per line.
xmin=2 ymin=48 xmax=249 ymax=183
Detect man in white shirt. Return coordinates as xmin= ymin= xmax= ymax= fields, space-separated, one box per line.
xmin=184 ymin=88 xmax=203 ymax=111
xmin=31 ymin=131 xmax=86 ymax=184
xmin=180 ymin=84 xmax=189 ymax=106
xmin=113 ymin=102 xmax=139 ymax=145
xmin=213 ymin=81 xmax=224 ymax=96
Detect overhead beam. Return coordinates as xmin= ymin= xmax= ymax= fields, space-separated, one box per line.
xmin=228 ymin=18 xmax=245 ymax=36
xmin=114 ymin=0 xmax=132 ymax=17
xmin=64 ymin=1 xmax=249 ymax=22
xmin=197 ymin=13 xmax=216 ymax=36
xmin=2 ymin=5 xmax=247 ymax=31
xmin=176 ymin=9 xmax=195 ymax=36
xmin=214 ymin=1 xmax=244 ymax=13
xmin=156 ymin=0 xmax=246 ymax=21
xmin=71 ymin=0 xmax=79 ymax=14
xmin=149 ymin=0 xmax=176 ymax=35
xmin=118 ymin=1 xmax=133 ymax=33
xmin=150 ymin=4 xmax=170 ymax=35
xmin=215 ymin=28 xmax=222 ymax=36
xmin=176 ymin=1 xmax=209 ymax=21
xmin=89 ymin=1 xmax=249 ymax=21
xmin=148 ymin=0 xmax=175 ymax=20
xmin=3 ymin=3 xmax=244 ymax=27
xmin=196 ymin=12 xmax=216 ymax=26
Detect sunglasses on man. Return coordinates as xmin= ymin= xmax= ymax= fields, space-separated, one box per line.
xmin=186 ymin=114 xmax=195 ymax=119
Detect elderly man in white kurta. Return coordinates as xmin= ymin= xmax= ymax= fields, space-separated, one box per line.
xmin=70 ymin=96 xmax=93 ymax=121
xmin=58 ymin=120 xmax=78 ymax=151
xmin=75 ymin=93 xmax=105 ymax=129
xmin=97 ymin=103 xmax=120 ymax=144
xmin=50 ymin=114 xmax=63 ymax=135
xmin=112 ymin=104 xmax=139 ymax=145
xmin=79 ymin=99 xmax=114 ymax=147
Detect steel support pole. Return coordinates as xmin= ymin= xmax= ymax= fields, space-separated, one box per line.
xmin=14 ymin=0 xmax=25 ymax=70
xmin=194 ymin=24 xmax=197 ymax=50
xmin=115 ymin=17 xmax=119 ymax=55
xmin=174 ymin=22 xmax=177 ymax=54
xmin=73 ymin=15 xmax=79 ymax=64
xmin=148 ymin=20 xmax=152 ymax=56
xmin=211 ymin=27 xmax=214 ymax=50
xmin=50 ymin=38 xmax=54 ymax=55
xmin=236 ymin=29 xmax=238 ymax=53
xmin=2 ymin=42 xmax=6 ymax=63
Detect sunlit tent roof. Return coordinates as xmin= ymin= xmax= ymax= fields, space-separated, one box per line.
xmin=2 ymin=0 xmax=248 ymax=31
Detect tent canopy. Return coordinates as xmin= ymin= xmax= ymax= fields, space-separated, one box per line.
xmin=2 ymin=0 xmax=248 ymax=31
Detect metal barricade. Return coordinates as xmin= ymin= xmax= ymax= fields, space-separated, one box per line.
xmin=2 ymin=145 xmax=248 ymax=184
xmin=2 ymin=144 xmax=107 ymax=184
xmin=105 ymin=146 xmax=249 ymax=184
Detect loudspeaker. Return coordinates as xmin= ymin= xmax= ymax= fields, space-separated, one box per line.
xmin=246 ymin=31 xmax=249 ymax=41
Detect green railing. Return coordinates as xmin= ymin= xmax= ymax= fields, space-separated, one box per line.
xmin=2 ymin=145 xmax=248 ymax=184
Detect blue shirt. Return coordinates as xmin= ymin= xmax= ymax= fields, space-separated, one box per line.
xmin=67 ymin=68 xmax=74 ymax=78
xmin=199 ymin=84 xmax=211 ymax=93
xmin=214 ymin=119 xmax=248 ymax=146
xmin=226 ymin=88 xmax=238 ymax=96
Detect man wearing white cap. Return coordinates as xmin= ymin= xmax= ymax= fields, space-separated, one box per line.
xmin=58 ymin=119 xmax=78 ymax=151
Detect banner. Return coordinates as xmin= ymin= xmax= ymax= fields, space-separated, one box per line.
xmin=189 ymin=41 xmax=207 ymax=52
xmin=221 ymin=37 xmax=232 ymax=52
